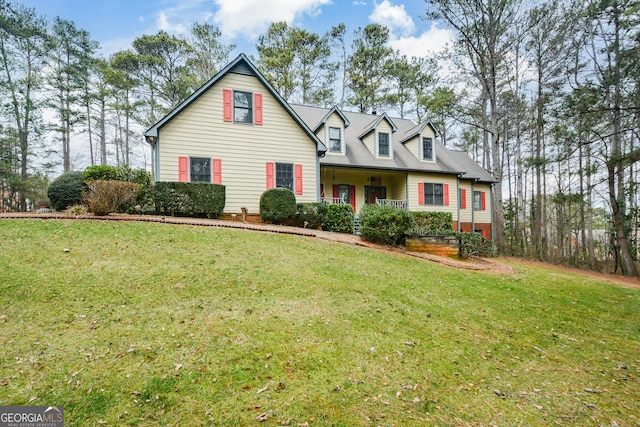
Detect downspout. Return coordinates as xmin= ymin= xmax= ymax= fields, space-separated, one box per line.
xmin=490 ymin=182 xmax=495 ymax=244
xmin=471 ymin=179 xmax=477 ymax=233
xmin=405 ymin=172 xmax=410 ymax=210
xmin=456 ymin=174 xmax=462 ymax=233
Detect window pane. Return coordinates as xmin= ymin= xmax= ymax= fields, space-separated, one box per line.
xmin=424 ymin=183 xmax=434 ymax=205
xmin=329 ymin=127 xmax=341 ymax=152
xmin=434 ymin=183 xmax=443 ymax=205
xmin=190 ymin=157 xmax=211 ymax=183
xmin=474 ymin=191 xmax=482 ymax=210
xmin=423 ymin=137 xmax=433 ymax=160
xmin=234 ymin=91 xmax=249 ymax=107
xmin=424 ymin=182 xmax=444 ymax=206
xmin=379 ymin=133 xmax=389 ymax=156
xmin=276 ymin=163 xmax=293 ymax=191
xmin=233 ymin=91 xmax=252 ymax=123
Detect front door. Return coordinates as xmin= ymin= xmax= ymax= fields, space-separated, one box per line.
xmin=365 ymin=186 xmax=387 ymax=204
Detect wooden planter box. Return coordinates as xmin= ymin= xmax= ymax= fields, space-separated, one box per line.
xmin=405 ymin=235 xmax=461 ymax=258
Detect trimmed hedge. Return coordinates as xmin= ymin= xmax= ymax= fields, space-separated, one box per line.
xmin=408 ymin=211 xmax=453 ymax=235
xmin=153 ymin=182 xmax=225 ymax=218
xmin=296 ymin=202 xmax=328 ymax=229
xmin=83 ymin=181 xmax=141 ymax=216
xmin=323 ymin=204 xmax=354 ymax=234
xmin=359 ymin=204 xmax=412 ymax=245
xmin=260 ymin=188 xmax=297 ymax=224
xmin=47 ymin=171 xmax=86 ymax=211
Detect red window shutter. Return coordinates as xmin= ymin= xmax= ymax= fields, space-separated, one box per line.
xmin=444 ymin=183 xmax=450 ymax=206
xmin=212 ymin=158 xmax=222 ymax=184
xmin=332 ymin=185 xmax=339 ymax=198
xmin=461 ymin=189 xmax=467 ymax=209
xmin=481 ymin=229 xmax=487 ymax=238
xmin=266 ymin=162 xmax=275 ymax=189
xmin=294 ymin=164 xmax=303 ymax=195
xmin=350 ymin=185 xmax=356 ymax=212
xmin=320 ymin=183 xmax=324 ymax=198
xmin=254 ymin=93 xmax=263 ymax=125
xmin=223 ymin=89 xmax=232 ymax=122
xmin=178 ymin=156 xmax=189 ymax=182
xmin=418 ymin=182 xmax=424 ymax=205
xmin=481 ymin=191 xmax=487 ymax=210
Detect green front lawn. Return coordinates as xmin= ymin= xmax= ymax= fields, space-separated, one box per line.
xmin=0 ymin=219 xmax=638 ymax=426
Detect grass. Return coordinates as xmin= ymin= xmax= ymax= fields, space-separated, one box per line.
xmin=0 ymin=218 xmax=638 ymax=426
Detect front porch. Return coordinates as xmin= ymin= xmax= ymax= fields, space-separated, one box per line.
xmin=320 ymin=167 xmax=408 ymax=213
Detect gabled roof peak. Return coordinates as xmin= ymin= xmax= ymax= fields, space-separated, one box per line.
xmin=358 ymin=112 xmax=398 ymax=139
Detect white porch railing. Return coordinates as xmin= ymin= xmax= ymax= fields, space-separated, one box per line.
xmin=376 ymin=198 xmax=407 ymax=209
xmin=322 ymin=197 xmax=347 ymax=205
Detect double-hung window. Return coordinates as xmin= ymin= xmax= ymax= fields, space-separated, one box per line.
xmin=378 ymin=132 xmax=390 ymax=156
xmin=234 ymin=90 xmax=253 ymax=123
xmin=276 ymin=163 xmax=294 ymax=191
xmin=474 ymin=191 xmax=482 ymax=210
xmin=422 ymin=137 xmax=433 ymax=160
xmin=424 ymin=183 xmax=444 ymax=206
xmin=329 ymin=127 xmax=341 ymax=152
xmin=190 ymin=157 xmax=211 ymax=183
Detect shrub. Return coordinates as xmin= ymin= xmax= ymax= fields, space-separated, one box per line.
xmin=359 ymin=204 xmax=412 ymax=245
xmin=323 ymin=203 xmax=354 ymax=234
xmin=296 ymin=202 xmax=328 ymax=229
xmin=47 ymin=171 xmax=85 ymax=211
xmin=153 ymin=182 xmax=225 ymax=218
xmin=259 ymin=188 xmax=297 ymax=224
xmin=460 ymin=232 xmax=494 ymax=259
xmin=65 ymin=204 xmax=88 ymax=216
xmin=408 ymin=211 xmax=453 ymax=235
xmin=84 ymin=165 xmax=152 ymax=211
xmin=83 ymin=181 xmax=141 ymax=216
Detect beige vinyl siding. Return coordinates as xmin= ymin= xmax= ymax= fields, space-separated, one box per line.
xmin=322 ymin=113 xmax=347 ymax=156
xmin=458 ymin=182 xmax=473 ymax=223
xmin=404 ymin=136 xmax=419 ymax=160
xmin=407 ymin=172 xmax=459 ymax=218
xmin=473 ymin=183 xmax=492 ymax=223
xmin=158 ymin=72 xmax=318 ymax=213
xmin=362 ymin=132 xmax=375 ymax=157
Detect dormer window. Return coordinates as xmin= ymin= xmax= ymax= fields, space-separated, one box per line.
xmin=422 ymin=137 xmax=433 ymax=160
xmin=378 ymin=132 xmax=390 ymax=157
xmin=329 ymin=127 xmax=341 ymax=152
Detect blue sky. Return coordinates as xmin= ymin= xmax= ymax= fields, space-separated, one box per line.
xmin=17 ymin=0 xmax=453 ymax=59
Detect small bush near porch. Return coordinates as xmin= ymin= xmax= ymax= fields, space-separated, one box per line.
xmin=360 ymin=204 xmax=412 ymax=245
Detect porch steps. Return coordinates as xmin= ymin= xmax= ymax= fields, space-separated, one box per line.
xmin=353 ymin=215 xmax=361 ymax=235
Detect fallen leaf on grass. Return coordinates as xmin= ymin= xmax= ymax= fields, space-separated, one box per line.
xmin=256 ymin=413 xmax=268 ymax=422
xmin=257 ymin=386 xmax=268 ymax=394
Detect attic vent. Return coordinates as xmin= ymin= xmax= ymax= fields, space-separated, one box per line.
xmin=370 ymin=176 xmax=382 ymax=186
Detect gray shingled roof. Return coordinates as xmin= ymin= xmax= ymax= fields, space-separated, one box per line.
xmin=291 ymin=104 xmax=495 ymax=182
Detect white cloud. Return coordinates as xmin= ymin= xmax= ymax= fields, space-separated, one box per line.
xmin=156 ymin=11 xmax=188 ymax=34
xmin=369 ymin=0 xmax=415 ymax=37
xmin=389 ymin=22 xmax=454 ymax=58
xmin=212 ymin=0 xmax=332 ymax=40
xmin=353 ymin=1 xmax=367 ymax=5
